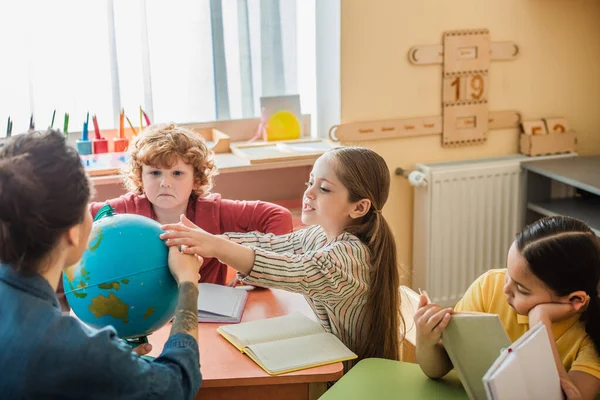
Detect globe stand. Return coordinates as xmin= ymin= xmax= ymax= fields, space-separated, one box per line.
xmin=124 ymin=335 xmax=155 ymax=361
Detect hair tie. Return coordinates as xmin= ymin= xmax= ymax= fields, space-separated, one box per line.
xmin=373 ymin=209 xmax=382 ymax=214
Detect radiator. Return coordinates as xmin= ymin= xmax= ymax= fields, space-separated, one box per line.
xmin=411 ymin=156 xmax=527 ymax=307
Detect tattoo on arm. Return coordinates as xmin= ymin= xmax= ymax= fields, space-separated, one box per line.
xmin=170 ymin=282 xmax=199 ymax=338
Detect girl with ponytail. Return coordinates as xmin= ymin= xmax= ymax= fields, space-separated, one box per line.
xmin=160 ymin=147 xmax=404 ymax=364
xmin=416 ymin=215 xmax=600 ymax=399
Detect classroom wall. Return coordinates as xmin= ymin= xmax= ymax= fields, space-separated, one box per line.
xmin=340 ymin=0 xmax=600 ymax=285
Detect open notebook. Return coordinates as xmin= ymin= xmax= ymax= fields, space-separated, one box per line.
xmin=217 ymin=312 xmax=357 ymax=375
xmin=399 ymin=285 xmax=420 ymax=344
xmin=483 ymin=321 xmax=562 ymax=400
xmin=197 ymin=283 xmax=248 ymax=323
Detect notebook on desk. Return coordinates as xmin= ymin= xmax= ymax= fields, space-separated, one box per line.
xmin=197 ymin=283 xmax=248 ymax=323
xmin=482 ymin=321 xmax=562 ymax=400
xmin=217 ymin=312 xmax=357 ymax=375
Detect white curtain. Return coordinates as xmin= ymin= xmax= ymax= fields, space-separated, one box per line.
xmin=0 ymin=0 xmax=317 ymax=136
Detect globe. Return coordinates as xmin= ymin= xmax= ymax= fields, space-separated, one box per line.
xmin=63 ymin=206 xmax=178 ymax=339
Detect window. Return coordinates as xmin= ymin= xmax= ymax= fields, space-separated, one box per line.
xmin=0 ymin=0 xmax=322 ymax=136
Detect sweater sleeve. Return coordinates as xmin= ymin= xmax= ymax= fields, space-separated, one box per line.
xmin=238 ymin=234 xmax=370 ymax=303
xmin=219 ymin=199 xmax=293 ymax=235
xmin=225 ymin=225 xmax=313 ymax=254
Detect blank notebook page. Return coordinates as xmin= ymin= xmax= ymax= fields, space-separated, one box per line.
xmin=245 ymin=332 xmax=356 ymax=374
xmin=219 ymin=312 xmax=325 ymax=347
xmin=197 ymin=283 xmax=246 ymax=317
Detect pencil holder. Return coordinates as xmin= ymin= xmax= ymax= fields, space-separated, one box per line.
xmin=76 ymin=139 xmax=92 ymax=155
xmin=113 ymin=137 xmax=129 ymax=153
xmin=93 ymin=138 xmax=109 ymax=154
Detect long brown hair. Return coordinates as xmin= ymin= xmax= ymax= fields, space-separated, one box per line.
xmin=329 ymin=146 xmax=403 ymax=360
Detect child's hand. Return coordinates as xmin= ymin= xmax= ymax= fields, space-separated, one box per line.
xmin=161 ymin=215 xmax=219 ymax=258
xmin=414 ymin=292 xmax=454 ymax=348
xmin=227 ymin=277 xmax=240 ymax=287
xmin=528 ymin=302 xmax=579 ymax=326
xmin=167 ymin=245 xmax=202 ymax=284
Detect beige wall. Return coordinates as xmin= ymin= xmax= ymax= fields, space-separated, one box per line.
xmin=340 ymin=0 xmax=600 ymax=284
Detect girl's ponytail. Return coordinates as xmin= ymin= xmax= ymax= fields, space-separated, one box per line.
xmin=357 ymin=211 xmax=402 ymax=360
xmin=328 ymin=146 xmax=404 ymax=361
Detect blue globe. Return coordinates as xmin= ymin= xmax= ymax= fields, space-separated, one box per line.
xmin=63 ymin=206 xmax=178 ymax=339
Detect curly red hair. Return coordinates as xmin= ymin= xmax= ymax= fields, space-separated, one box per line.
xmin=122 ymin=123 xmax=217 ymax=198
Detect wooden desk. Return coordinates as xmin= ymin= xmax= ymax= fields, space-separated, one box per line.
xmin=320 ymin=358 xmax=467 ymax=400
xmin=148 ymin=288 xmax=344 ymax=400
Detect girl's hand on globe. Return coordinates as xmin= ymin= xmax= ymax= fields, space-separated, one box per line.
xmin=168 ymin=245 xmax=202 ymax=284
xmin=161 ymin=215 xmax=220 ymax=258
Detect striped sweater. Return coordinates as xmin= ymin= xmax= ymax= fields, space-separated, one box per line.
xmin=226 ymin=225 xmax=371 ymax=357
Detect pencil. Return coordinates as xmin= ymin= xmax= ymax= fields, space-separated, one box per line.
xmin=92 ymin=114 xmax=101 ymax=139
xmin=50 ymin=109 xmax=56 ymax=129
xmin=63 ymin=113 xmax=69 ymax=136
xmin=139 ymin=106 xmax=144 ymax=132
xmin=6 ymin=116 xmax=11 ymax=137
xmin=119 ymin=109 xmax=125 ymax=139
xmin=143 ymin=110 xmax=151 ymax=126
xmin=82 ymin=121 xmax=88 ymax=141
xmin=126 ymin=115 xmax=137 ymax=136
xmin=29 ymin=113 xmax=35 ymax=131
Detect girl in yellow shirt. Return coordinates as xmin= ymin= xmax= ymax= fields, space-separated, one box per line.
xmin=415 ymin=216 xmax=600 ymax=399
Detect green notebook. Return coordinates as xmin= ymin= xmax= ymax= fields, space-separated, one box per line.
xmin=442 ymin=313 xmax=511 ymax=400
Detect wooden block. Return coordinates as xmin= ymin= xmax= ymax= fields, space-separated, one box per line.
xmin=331 ymin=116 xmax=442 ymax=142
xmin=329 ymin=110 xmax=520 ymax=142
xmin=407 ymin=41 xmax=519 ymax=65
xmin=519 ymin=131 xmax=576 ymax=156
xmin=191 ymin=127 xmax=231 ymax=153
xmin=543 ymin=117 xmax=570 ymax=134
xmin=443 ymin=74 xmax=489 ymax=104
xmin=442 ymin=29 xmax=490 ymax=147
xmin=488 ymin=110 xmax=521 ymax=130
xmin=443 ymin=29 xmax=490 ymax=75
xmin=442 ymin=103 xmax=489 ymax=147
xmin=521 ymin=120 xmax=548 ymax=136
